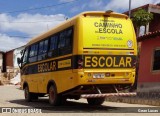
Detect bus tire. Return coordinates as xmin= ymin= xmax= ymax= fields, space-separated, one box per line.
xmin=87 ymin=97 xmax=105 ymax=105
xmin=24 ymin=86 xmax=32 ymax=102
xmin=49 ymin=85 xmax=61 ymax=106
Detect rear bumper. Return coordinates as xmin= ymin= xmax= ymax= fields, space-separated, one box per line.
xmin=81 ymin=92 xmax=137 ymax=98
xmin=77 ymin=70 xmax=135 ymax=85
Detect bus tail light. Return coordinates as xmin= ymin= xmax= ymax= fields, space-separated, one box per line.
xmin=133 ymin=59 xmax=137 ymax=68
xmin=130 ymin=52 xmax=134 ymax=55
xmin=78 ymin=59 xmax=83 ymax=69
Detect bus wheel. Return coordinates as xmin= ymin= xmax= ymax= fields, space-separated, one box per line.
xmin=49 ymin=85 xmax=61 ymax=106
xmin=87 ymin=97 xmax=105 ymax=105
xmin=24 ymin=86 xmax=32 ymax=102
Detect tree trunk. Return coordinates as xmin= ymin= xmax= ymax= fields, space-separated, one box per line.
xmin=144 ymin=25 xmax=146 ymax=34
xmin=136 ymin=27 xmax=140 ymax=37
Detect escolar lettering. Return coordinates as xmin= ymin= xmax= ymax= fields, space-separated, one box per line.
xmin=84 ymin=56 xmax=132 ymax=68
xmin=38 ymin=61 xmax=56 ymax=73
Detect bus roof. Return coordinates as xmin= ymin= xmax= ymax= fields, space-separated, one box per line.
xmin=26 ymin=11 xmax=128 ymax=46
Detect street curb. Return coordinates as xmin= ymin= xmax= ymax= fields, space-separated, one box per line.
xmin=106 ymin=97 xmax=160 ymax=106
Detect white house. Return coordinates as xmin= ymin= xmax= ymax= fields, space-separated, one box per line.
xmin=13 ymin=46 xmax=25 ymax=68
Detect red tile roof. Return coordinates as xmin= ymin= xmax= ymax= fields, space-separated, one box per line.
xmin=137 ymin=30 xmax=160 ymax=42
xmin=149 ymin=4 xmax=160 ymax=9
xmin=123 ymin=4 xmax=160 ymax=14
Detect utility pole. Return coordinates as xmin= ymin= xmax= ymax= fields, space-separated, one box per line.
xmin=129 ymin=0 xmax=131 ymax=18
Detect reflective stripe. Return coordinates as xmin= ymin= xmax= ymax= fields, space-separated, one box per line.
xmin=81 ymin=92 xmax=136 ymax=98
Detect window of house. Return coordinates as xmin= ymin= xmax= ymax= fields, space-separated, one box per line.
xmin=152 ymin=49 xmax=160 ymax=71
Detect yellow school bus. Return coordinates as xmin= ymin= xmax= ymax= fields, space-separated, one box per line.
xmin=18 ymin=11 xmax=137 ymax=106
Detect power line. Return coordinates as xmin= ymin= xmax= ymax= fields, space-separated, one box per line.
xmin=0 ymin=20 xmax=63 ymax=23
xmin=8 ymin=35 xmax=31 ymax=38
xmin=0 ymin=0 xmax=81 ymax=38
xmin=2 ymin=0 xmax=79 ymax=14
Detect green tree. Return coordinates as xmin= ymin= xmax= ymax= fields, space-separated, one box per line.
xmin=132 ymin=8 xmax=153 ymax=37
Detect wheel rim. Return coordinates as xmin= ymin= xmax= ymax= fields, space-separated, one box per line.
xmin=49 ymin=87 xmax=55 ymax=103
xmin=24 ymin=87 xmax=29 ymax=99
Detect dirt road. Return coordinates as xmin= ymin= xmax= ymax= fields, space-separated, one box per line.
xmin=0 ymin=85 xmax=159 ymax=115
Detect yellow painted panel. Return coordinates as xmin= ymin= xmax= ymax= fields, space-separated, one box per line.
xmin=82 ymin=17 xmax=135 ymax=49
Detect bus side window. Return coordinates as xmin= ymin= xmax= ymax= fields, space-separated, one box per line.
xmin=58 ymin=31 xmax=66 ymax=49
xmin=65 ymin=28 xmax=73 ymax=47
xmin=58 ymin=27 xmax=73 ymax=56
xmin=38 ymin=39 xmax=48 ymax=61
xmin=44 ymin=40 xmax=48 ymax=53
xmin=29 ymin=44 xmax=38 ymax=63
xmin=48 ymin=35 xmax=58 ymax=58
xmin=65 ymin=28 xmax=73 ymax=53
xmin=50 ymin=35 xmax=58 ymax=50
xmin=22 ymin=48 xmax=29 ymax=66
xmin=39 ymin=41 xmax=44 ymax=55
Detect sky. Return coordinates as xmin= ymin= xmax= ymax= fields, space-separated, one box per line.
xmin=0 ymin=0 xmax=160 ymax=51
